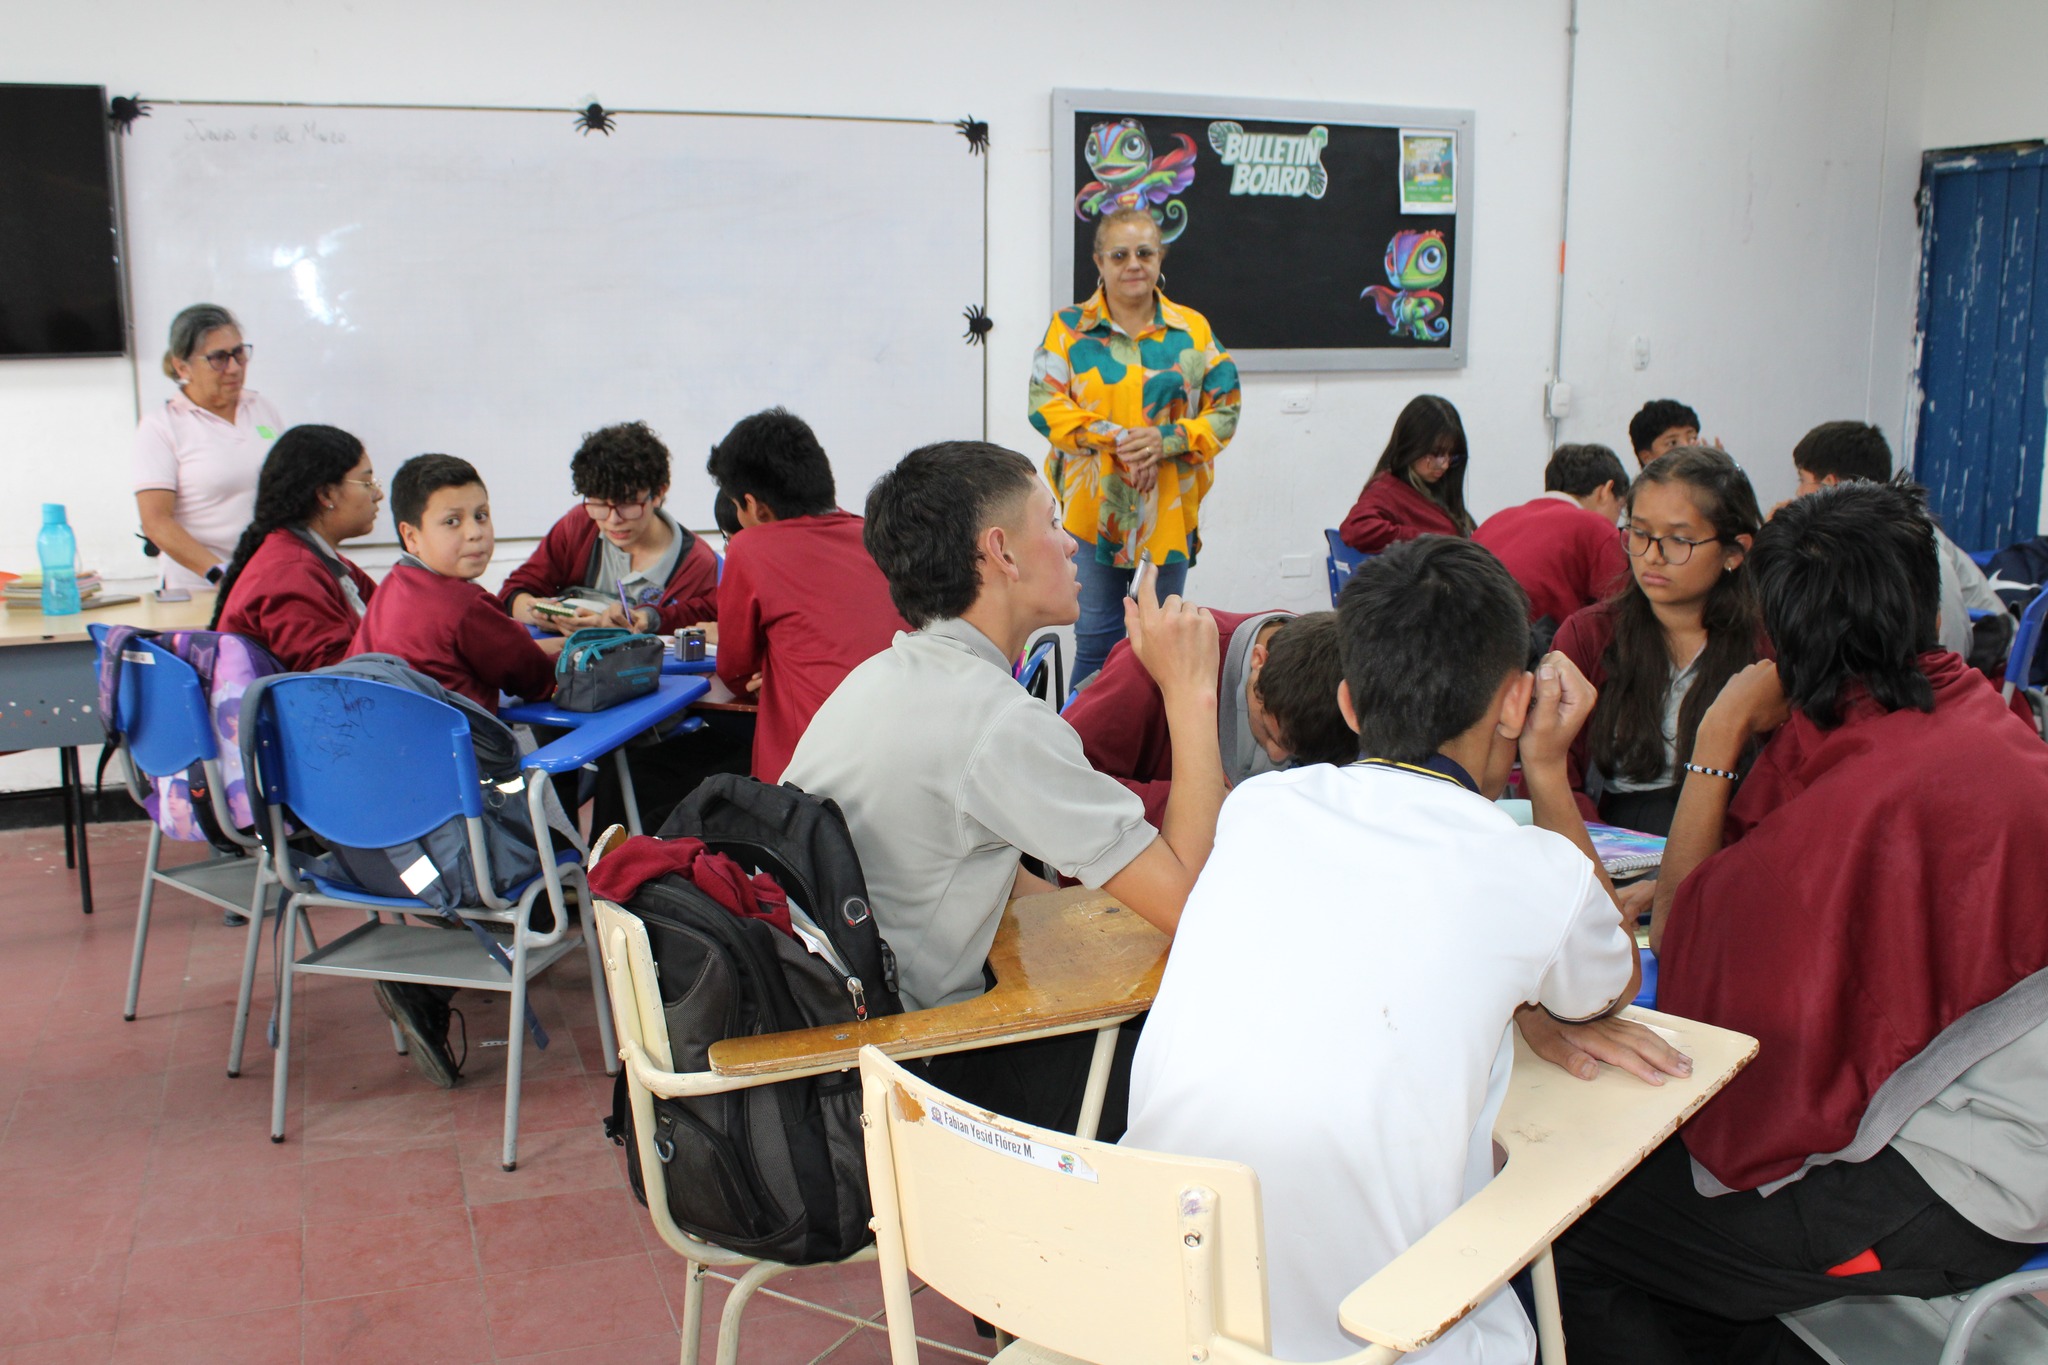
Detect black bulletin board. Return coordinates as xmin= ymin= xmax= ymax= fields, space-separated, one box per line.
xmin=1053 ymin=90 xmax=1473 ymax=372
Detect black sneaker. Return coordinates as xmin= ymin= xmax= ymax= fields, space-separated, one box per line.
xmin=373 ymin=981 xmax=466 ymax=1088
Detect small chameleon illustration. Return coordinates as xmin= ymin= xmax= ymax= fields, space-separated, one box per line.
xmin=1361 ymin=229 xmax=1450 ymax=341
xmin=1074 ymin=118 xmax=1197 ymax=244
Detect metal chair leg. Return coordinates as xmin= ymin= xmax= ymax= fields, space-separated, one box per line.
xmin=228 ymin=854 xmax=272 ymax=1076
xmin=270 ymin=895 xmax=299 ymax=1143
xmin=124 ymin=825 xmax=163 ymax=1020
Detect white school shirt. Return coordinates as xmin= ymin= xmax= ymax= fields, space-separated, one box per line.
xmin=131 ymin=389 xmax=284 ymax=590
xmin=1123 ymin=762 xmax=1636 ymax=1364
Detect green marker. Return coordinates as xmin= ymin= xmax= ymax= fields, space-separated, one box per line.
xmin=257 ymin=425 xmax=277 ymax=440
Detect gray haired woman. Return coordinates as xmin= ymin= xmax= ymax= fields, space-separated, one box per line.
xmin=131 ymin=303 xmax=285 ymax=592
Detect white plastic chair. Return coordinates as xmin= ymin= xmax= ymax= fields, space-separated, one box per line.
xmin=595 ymin=896 xmax=879 ymax=1365
xmin=860 ymin=1008 xmax=1760 ymax=1365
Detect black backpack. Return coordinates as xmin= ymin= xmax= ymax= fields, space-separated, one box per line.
xmin=604 ymin=774 xmax=901 ymax=1265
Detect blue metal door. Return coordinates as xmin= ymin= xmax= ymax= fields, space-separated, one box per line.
xmin=1914 ymin=143 xmax=2048 ymax=552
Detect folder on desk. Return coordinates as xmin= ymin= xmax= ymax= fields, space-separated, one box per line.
xmin=1588 ymin=823 xmax=1665 ymax=877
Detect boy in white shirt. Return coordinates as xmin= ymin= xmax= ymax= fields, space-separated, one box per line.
xmin=1123 ymin=536 xmax=1642 ymax=1363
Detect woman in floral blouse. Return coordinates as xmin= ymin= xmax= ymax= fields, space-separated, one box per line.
xmin=1030 ymin=207 xmax=1241 ymax=690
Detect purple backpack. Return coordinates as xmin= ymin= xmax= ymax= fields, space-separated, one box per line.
xmin=96 ymin=625 xmax=284 ymax=849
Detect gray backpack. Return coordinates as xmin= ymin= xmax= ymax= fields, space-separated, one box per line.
xmin=239 ymin=654 xmax=544 ymax=909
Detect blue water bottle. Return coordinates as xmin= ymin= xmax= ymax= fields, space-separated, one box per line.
xmin=38 ymin=504 xmax=81 ymax=616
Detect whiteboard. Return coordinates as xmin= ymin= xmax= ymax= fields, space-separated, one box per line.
xmin=121 ymin=103 xmax=986 ymax=540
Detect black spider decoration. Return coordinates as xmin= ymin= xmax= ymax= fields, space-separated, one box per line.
xmin=962 ymin=304 xmax=993 ymax=345
xmin=954 ymin=116 xmax=988 ymax=155
xmin=108 ymin=95 xmax=152 ymax=135
xmin=573 ymin=103 xmax=616 ymax=136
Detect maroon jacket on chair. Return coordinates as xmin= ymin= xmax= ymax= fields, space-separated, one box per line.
xmin=351 ymin=560 xmax=555 ymax=715
xmin=216 ymin=528 xmax=379 ymax=672
xmin=498 ymin=507 xmax=720 ymax=632
xmin=1339 ymin=471 xmax=1463 ymax=553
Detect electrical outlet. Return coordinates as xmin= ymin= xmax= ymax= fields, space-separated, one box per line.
xmin=1280 ymin=388 xmax=1312 ymax=415
xmin=1280 ymin=554 xmax=1311 ymax=578
xmin=1632 ymin=336 xmax=1651 ymax=371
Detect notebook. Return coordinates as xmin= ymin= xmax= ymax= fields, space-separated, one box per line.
xmin=1587 ymin=823 xmax=1665 ymax=877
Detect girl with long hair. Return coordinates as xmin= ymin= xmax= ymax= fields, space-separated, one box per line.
xmin=1553 ymin=446 xmax=1767 ymax=843
xmin=212 ymin=424 xmax=382 ymax=670
xmin=1338 ymin=394 xmax=1476 ymax=552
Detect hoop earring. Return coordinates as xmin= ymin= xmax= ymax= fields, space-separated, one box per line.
xmin=1158 ymin=271 xmax=1167 ymax=289
xmin=1095 ymin=274 xmax=1105 ymax=294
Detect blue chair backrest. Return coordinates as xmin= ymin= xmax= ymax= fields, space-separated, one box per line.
xmin=1324 ymin=528 xmax=1370 ymax=607
xmin=1017 ymin=634 xmax=1064 ymax=705
xmin=251 ymin=675 xmax=484 ymax=850
xmin=2009 ymin=587 xmax=2048 ymax=695
xmin=109 ymin=635 xmax=219 ymax=778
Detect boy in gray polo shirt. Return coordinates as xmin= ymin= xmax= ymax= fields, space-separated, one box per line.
xmin=783 ymin=439 xmax=1227 ymax=1130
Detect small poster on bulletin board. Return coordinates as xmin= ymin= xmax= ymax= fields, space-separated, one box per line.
xmin=1053 ymin=90 xmax=1474 ymax=372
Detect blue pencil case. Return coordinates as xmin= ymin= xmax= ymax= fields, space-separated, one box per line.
xmin=554 ymin=627 xmax=663 ymax=712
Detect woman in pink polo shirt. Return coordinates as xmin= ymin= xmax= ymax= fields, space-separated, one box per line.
xmin=132 ymin=304 xmax=284 ymax=593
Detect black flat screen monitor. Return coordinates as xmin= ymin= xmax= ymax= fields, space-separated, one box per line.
xmin=0 ymin=84 xmax=125 ymax=358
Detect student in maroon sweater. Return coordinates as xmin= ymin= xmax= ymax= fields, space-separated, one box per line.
xmin=350 ymin=455 xmax=559 ymax=714
xmin=1557 ymin=479 xmax=2048 ymax=1365
xmin=1473 ymin=443 xmax=1629 ymax=636
xmin=213 ymin=424 xmax=383 ymax=671
xmin=500 ymin=420 xmax=719 ymax=636
xmin=1064 ymin=609 xmax=1354 ymax=825
xmin=1338 ymin=394 xmax=1476 ymax=553
xmin=707 ymin=408 xmax=907 ymax=782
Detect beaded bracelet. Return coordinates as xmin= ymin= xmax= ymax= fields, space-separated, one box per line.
xmin=1683 ymin=761 xmax=1740 ymax=781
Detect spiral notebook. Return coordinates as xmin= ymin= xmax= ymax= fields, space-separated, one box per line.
xmin=1587 ymin=823 xmax=1665 ymax=877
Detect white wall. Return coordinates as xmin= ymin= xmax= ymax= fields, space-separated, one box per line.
xmin=1554 ymin=0 xmax=1928 ymax=503
xmin=1921 ymin=0 xmax=2048 ymax=151
xmin=2 ymin=0 xmax=1939 ymax=790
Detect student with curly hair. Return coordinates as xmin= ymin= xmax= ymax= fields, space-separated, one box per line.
xmin=500 ymin=420 xmax=719 ymax=636
xmin=212 ymin=424 xmax=382 ymax=670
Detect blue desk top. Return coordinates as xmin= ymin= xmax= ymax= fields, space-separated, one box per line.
xmin=508 ymin=674 xmax=709 ymax=774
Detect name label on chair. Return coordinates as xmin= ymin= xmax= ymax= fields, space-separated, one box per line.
xmin=122 ymin=649 xmax=156 ymax=665
xmin=400 ymin=855 xmax=441 ymax=896
xmin=927 ymin=1098 xmax=1098 ymax=1183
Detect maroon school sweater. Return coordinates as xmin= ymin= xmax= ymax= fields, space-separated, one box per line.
xmin=498 ymin=507 xmax=721 ymax=632
xmin=1473 ymin=494 xmax=1628 ymax=627
xmin=714 ymin=510 xmax=906 ymax=783
xmin=350 ymin=560 xmax=554 ymax=714
xmin=1062 ymin=609 xmax=1270 ymax=827
xmin=1338 ymin=471 xmax=1463 ymax=553
xmin=217 ymin=528 xmax=379 ymax=672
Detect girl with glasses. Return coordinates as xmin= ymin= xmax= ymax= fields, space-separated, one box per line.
xmin=132 ymin=303 xmax=284 ymax=594
xmin=1338 ymin=394 xmax=1476 ymax=553
xmin=1553 ymin=446 xmax=1769 ymax=858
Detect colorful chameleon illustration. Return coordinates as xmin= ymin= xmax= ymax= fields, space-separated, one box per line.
xmin=1075 ymin=118 xmax=1198 ymax=243
xmin=1361 ymin=229 xmax=1451 ymax=341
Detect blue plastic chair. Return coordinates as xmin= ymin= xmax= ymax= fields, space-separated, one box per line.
xmin=1632 ymin=946 xmax=1658 ymax=1009
xmin=1017 ymin=631 xmax=1065 ymax=707
xmin=2002 ymin=586 xmax=2048 ymax=707
xmin=1324 ymin=528 xmax=1370 ymax=607
xmin=92 ymin=629 xmax=287 ymax=1077
xmin=251 ymin=673 xmax=608 ymax=1171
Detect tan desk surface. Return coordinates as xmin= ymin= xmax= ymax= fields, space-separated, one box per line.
xmin=0 ymin=592 xmax=219 ymax=646
xmin=707 ymin=886 xmax=1166 ymax=1078
xmin=1340 ymin=1007 xmax=1758 ymax=1351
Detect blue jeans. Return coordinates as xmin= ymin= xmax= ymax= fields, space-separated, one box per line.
xmin=1070 ymin=537 xmax=1187 ymax=695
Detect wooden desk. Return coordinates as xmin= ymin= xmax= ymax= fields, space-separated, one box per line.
xmin=0 ymin=591 xmax=219 ymax=913
xmin=1340 ymin=1007 xmax=1758 ymax=1358
xmin=710 ymin=887 xmax=1166 ymax=1078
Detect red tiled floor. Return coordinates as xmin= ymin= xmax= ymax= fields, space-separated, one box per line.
xmin=0 ymin=823 xmax=990 ymax=1363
